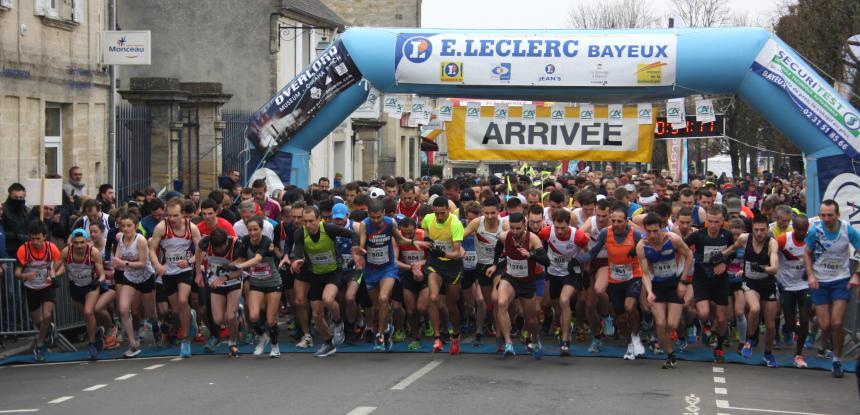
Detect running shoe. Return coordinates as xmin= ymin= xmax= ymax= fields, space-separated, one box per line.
xmin=533 ymin=341 xmax=544 ymax=360
xmin=677 ymin=337 xmax=688 ymax=352
xmin=374 ymin=333 xmax=385 ymax=351
xmin=623 ymin=343 xmax=636 ymax=360
xmin=204 ymin=336 xmax=218 ymax=353
xmin=686 ymin=325 xmax=697 ymax=344
xmin=741 ymin=342 xmax=752 ymax=359
xmin=588 ymin=337 xmax=602 ymax=353
xmin=228 ymin=344 xmax=240 ymax=358
xmin=104 ymin=334 xmax=119 ymax=350
xmin=193 ymin=332 xmax=206 ymax=343
xmin=384 ymin=325 xmax=395 ymax=352
xmin=764 ymin=353 xmax=778 ymax=368
xmin=392 ymin=329 xmax=406 ymax=343
xmin=602 ymin=316 xmax=615 ymax=337
xmin=473 ymin=332 xmax=483 ymax=347
xmin=495 ymin=335 xmax=504 ymax=353
xmin=450 ymin=335 xmax=461 ymax=355
xmin=432 ymin=337 xmax=444 ymax=353
xmin=783 ymin=332 xmax=795 ymax=348
xmin=180 ymin=339 xmax=191 ymax=358
xmin=662 ymin=356 xmax=677 ymax=369
xmin=88 ymin=342 xmax=98 ymax=361
xmin=189 ymin=309 xmax=199 ymax=340
xmin=407 ymin=340 xmax=422 ymax=350
xmin=503 ymin=342 xmax=515 ymax=357
xmin=817 ymin=348 xmax=833 ymax=359
xmin=254 ymin=333 xmax=270 ymax=356
xmin=95 ymin=326 xmax=105 ymax=352
xmin=314 ymin=342 xmax=336 ymax=357
xmin=332 ymin=321 xmax=345 ymax=346
xmin=793 ymin=355 xmax=808 ymax=368
xmin=832 ymin=360 xmax=844 ymax=378
xmin=632 ymin=334 xmax=646 ymax=357
xmin=124 ymin=343 xmax=141 ymax=358
xmin=32 ymin=345 xmax=45 ymax=363
xmin=713 ymin=347 xmax=725 ymax=363
xmin=269 ymin=344 xmax=280 ymax=358
xmin=804 ymin=336 xmax=814 ymax=350
xmin=296 ymin=334 xmax=313 ymax=349
xmin=701 ymin=324 xmax=712 ymax=346
xmin=560 ymin=341 xmax=571 ymax=357
xmin=46 ymin=322 xmax=56 ymax=348
xmin=424 ymin=322 xmax=435 ymax=337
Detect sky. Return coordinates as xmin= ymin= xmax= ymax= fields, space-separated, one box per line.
xmin=421 ymin=0 xmax=788 ymax=29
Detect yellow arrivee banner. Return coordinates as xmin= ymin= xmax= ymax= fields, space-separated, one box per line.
xmin=446 ymin=105 xmax=654 ymax=162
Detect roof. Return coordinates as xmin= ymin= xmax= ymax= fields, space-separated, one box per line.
xmin=282 ymin=0 xmax=347 ymax=29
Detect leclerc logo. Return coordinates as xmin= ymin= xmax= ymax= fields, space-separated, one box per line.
xmin=403 ymin=37 xmax=432 ymax=63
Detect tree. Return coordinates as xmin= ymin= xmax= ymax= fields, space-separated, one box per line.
xmin=567 ymin=0 xmax=659 ymax=29
xmin=670 ymin=0 xmax=730 ymax=28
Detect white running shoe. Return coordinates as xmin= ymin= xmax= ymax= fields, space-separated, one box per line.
xmin=623 ymin=343 xmax=636 ymax=360
xmin=269 ymin=344 xmax=280 ymax=358
xmin=632 ymin=334 xmax=646 ymax=357
xmin=254 ymin=333 xmax=270 ymax=356
xmin=296 ymin=334 xmax=313 ymax=349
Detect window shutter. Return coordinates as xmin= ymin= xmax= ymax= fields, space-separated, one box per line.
xmin=72 ymin=0 xmax=84 ymax=22
xmin=34 ymin=0 xmax=48 ymax=15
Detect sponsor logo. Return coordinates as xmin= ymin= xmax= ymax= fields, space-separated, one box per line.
xmin=590 ymin=63 xmax=609 ymax=85
xmin=551 ymin=109 xmax=565 ymax=121
xmin=310 ymin=87 xmax=321 ymax=100
xmin=494 ymin=107 xmax=509 ymax=119
xmin=403 ymin=37 xmax=432 ymax=63
xmin=608 ymin=108 xmax=623 ymax=120
xmin=637 ymin=62 xmax=666 ymax=84
xmin=466 ymin=105 xmax=480 ymax=118
xmin=667 ymin=106 xmax=683 ymax=118
xmin=580 ymin=109 xmax=594 ymax=120
xmin=440 ymin=62 xmax=463 ymax=82
xmin=845 ymin=112 xmax=860 ymax=130
xmin=539 ymin=64 xmax=561 ymax=82
xmin=438 ymin=105 xmax=453 ymax=118
xmin=638 ymin=108 xmax=652 ymax=118
xmin=822 ymin=173 xmax=860 ymax=232
xmin=522 ymin=108 xmax=536 ymax=119
xmin=107 ymin=36 xmax=145 ymax=58
xmin=545 ymin=64 xmax=556 ymax=74
xmin=491 ymin=63 xmax=511 ymax=82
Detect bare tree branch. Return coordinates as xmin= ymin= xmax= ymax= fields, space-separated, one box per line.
xmin=670 ymin=0 xmax=731 ymax=28
xmin=567 ymin=0 xmax=660 ymax=29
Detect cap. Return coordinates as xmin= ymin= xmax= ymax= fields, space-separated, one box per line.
xmin=332 ymin=203 xmax=349 ymax=219
xmin=71 ymin=228 xmax=90 ymax=240
xmin=624 ymin=183 xmax=636 ymax=192
xmin=460 ymin=188 xmax=476 ymax=202
xmin=369 ymin=187 xmax=385 ymax=199
xmin=725 ymin=197 xmax=742 ymax=214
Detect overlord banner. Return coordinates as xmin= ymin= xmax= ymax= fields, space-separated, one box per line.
xmin=395 ymin=33 xmax=677 ymax=87
xmin=446 ymin=105 xmax=654 ymax=162
xmin=751 ymin=39 xmax=860 ymax=160
xmin=246 ymin=39 xmax=363 ymax=155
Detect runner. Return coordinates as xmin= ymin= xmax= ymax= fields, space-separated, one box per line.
xmin=15 ymin=221 xmax=61 ymax=362
xmin=396 ymin=217 xmax=429 ymax=350
xmin=803 ymin=199 xmax=860 ymax=378
xmin=421 ymin=196 xmax=465 ymax=354
xmin=89 ymin=221 xmax=119 ymax=350
xmin=487 ymin=212 xmax=549 ymax=358
xmin=636 ymin=213 xmax=693 ymax=369
xmin=725 ymin=218 xmax=748 ymax=354
xmin=113 ymin=212 xmax=156 ymax=358
xmin=458 ymin=202 xmax=483 ymax=347
xmin=776 ymin=215 xmax=811 ymax=368
xmin=684 ymin=206 xmax=733 ymax=362
xmin=54 ymin=228 xmax=106 ymax=360
xmin=578 ymin=198 xmax=615 ymax=353
xmin=195 ymin=228 xmax=244 ymax=357
xmin=537 ymin=209 xmax=589 ymax=356
xmin=149 ymin=198 xmax=202 ymax=358
xmin=290 ymin=205 xmax=362 ymax=357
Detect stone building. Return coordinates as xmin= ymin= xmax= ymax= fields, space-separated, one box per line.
xmin=0 ymin=0 xmax=110 ymax=195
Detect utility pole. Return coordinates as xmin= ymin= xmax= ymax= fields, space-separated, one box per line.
xmin=108 ymin=0 xmax=117 ymax=187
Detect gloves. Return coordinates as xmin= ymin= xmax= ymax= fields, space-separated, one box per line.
xmin=429 ymin=247 xmax=446 ymax=258
xmin=708 ymin=252 xmax=725 ymax=266
xmin=751 ymin=263 xmax=765 ymax=273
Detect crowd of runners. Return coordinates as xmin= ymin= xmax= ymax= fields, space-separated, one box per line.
xmin=5 ymin=165 xmax=859 ymax=378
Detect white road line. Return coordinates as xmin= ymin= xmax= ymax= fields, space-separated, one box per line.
xmin=714 ymin=387 xmax=727 ymax=395
xmin=713 ymin=367 xmax=725 ymax=373
xmin=47 ymin=396 xmax=74 ymax=404
xmin=0 ymin=410 xmax=40 ymax=414
xmin=390 ymin=359 xmax=443 ymax=390
xmin=718 ymin=406 xmax=830 ymax=415
xmin=82 ymin=384 xmax=107 ymax=391
xmin=713 ymin=376 xmax=726 ymax=383
xmin=143 ymin=364 xmax=164 ymax=370
xmin=716 ymin=400 xmax=730 ymax=408
xmin=345 ymin=407 xmax=376 ymax=415
xmin=170 ymin=357 xmax=183 ymax=362
xmin=115 ymin=373 xmax=137 ymax=380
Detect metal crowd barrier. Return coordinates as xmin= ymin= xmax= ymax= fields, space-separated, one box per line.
xmin=844 ymin=288 xmax=860 ymax=357
xmin=1 ymin=259 xmax=85 ymax=339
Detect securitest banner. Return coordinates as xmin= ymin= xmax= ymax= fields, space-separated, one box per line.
xmin=246 ymin=39 xmax=362 ymax=155
xmin=394 ymin=33 xmax=677 ymax=87
xmin=751 ymin=39 xmax=860 ymax=160
xmin=446 ymin=105 xmax=654 ymax=162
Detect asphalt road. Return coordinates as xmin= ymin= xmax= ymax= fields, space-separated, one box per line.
xmin=0 ymin=351 xmax=855 ymax=415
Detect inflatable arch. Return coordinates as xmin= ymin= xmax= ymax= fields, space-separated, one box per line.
xmin=247 ymin=27 xmax=860 ymax=216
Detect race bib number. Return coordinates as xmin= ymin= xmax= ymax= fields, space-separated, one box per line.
xmin=549 ymin=250 xmax=569 ymax=267
xmin=463 ymin=251 xmax=477 ymax=269
xmin=817 ymin=257 xmax=844 ymax=276
xmin=506 ymin=259 xmax=529 ymax=278
xmin=367 ymin=246 xmax=389 ymax=265
xmin=703 ymin=246 xmax=725 ymax=263
xmin=311 ymin=251 xmax=335 ymax=265
xmin=33 ymin=269 xmax=48 ymax=285
xmin=433 ymin=240 xmax=453 ymax=253
xmin=745 ymin=262 xmax=768 ymax=279
xmin=476 ymin=243 xmax=494 ymax=262
xmin=69 ymin=271 xmax=92 ymax=285
xmin=611 ymin=264 xmax=633 ymax=281
xmin=166 ymin=252 xmax=188 ymax=264
xmin=341 ymin=253 xmax=354 ymax=264
xmin=250 ymin=264 xmax=272 ymax=279
xmin=402 ymin=250 xmax=423 ymax=264
xmin=652 ymin=260 xmax=677 ymax=278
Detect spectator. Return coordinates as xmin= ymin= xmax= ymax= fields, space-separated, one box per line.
xmin=2 ymin=183 xmax=30 ymax=258
xmin=62 ymin=166 xmax=86 ymax=211
xmin=97 ymin=183 xmax=116 ymax=212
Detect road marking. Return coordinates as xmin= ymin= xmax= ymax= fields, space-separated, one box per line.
xmin=83 ymin=384 xmax=107 ymax=391
xmin=345 ymin=407 xmax=376 ymax=415
xmin=0 ymin=410 xmax=40 ymax=414
xmin=712 ymin=367 xmax=724 ymax=373
xmin=144 ymin=364 xmax=164 ymax=370
xmin=9 ymin=355 xmax=174 ymax=368
xmin=390 ymin=359 xmax=443 ymax=390
xmin=115 ymin=373 xmax=137 ymax=380
xmin=717 ymin=406 xmax=829 ymax=415
xmin=684 ymin=394 xmax=700 ymax=414
xmin=716 ymin=400 xmax=730 ymax=408
xmin=713 ymin=376 xmax=726 ymax=383
xmin=48 ymin=396 xmax=73 ymax=404
xmin=714 ymin=387 xmax=727 ymax=395
xmin=170 ymin=357 xmax=183 ymax=362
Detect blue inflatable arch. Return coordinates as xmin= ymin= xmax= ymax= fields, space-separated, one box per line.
xmin=248 ymin=27 xmax=860 ymax=215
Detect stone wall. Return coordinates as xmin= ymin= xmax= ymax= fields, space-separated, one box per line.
xmin=322 ymin=0 xmax=420 ymax=27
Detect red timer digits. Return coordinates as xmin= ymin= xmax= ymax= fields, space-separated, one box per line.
xmin=654 ymin=116 xmax=724 ymax=138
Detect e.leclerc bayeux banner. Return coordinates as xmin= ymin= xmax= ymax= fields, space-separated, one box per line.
xmin=446 ymin=105 xmax=654 ymax=162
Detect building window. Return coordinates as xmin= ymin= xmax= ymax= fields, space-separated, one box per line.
xmin=45 ymin=103 xmax=62 ymax=177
